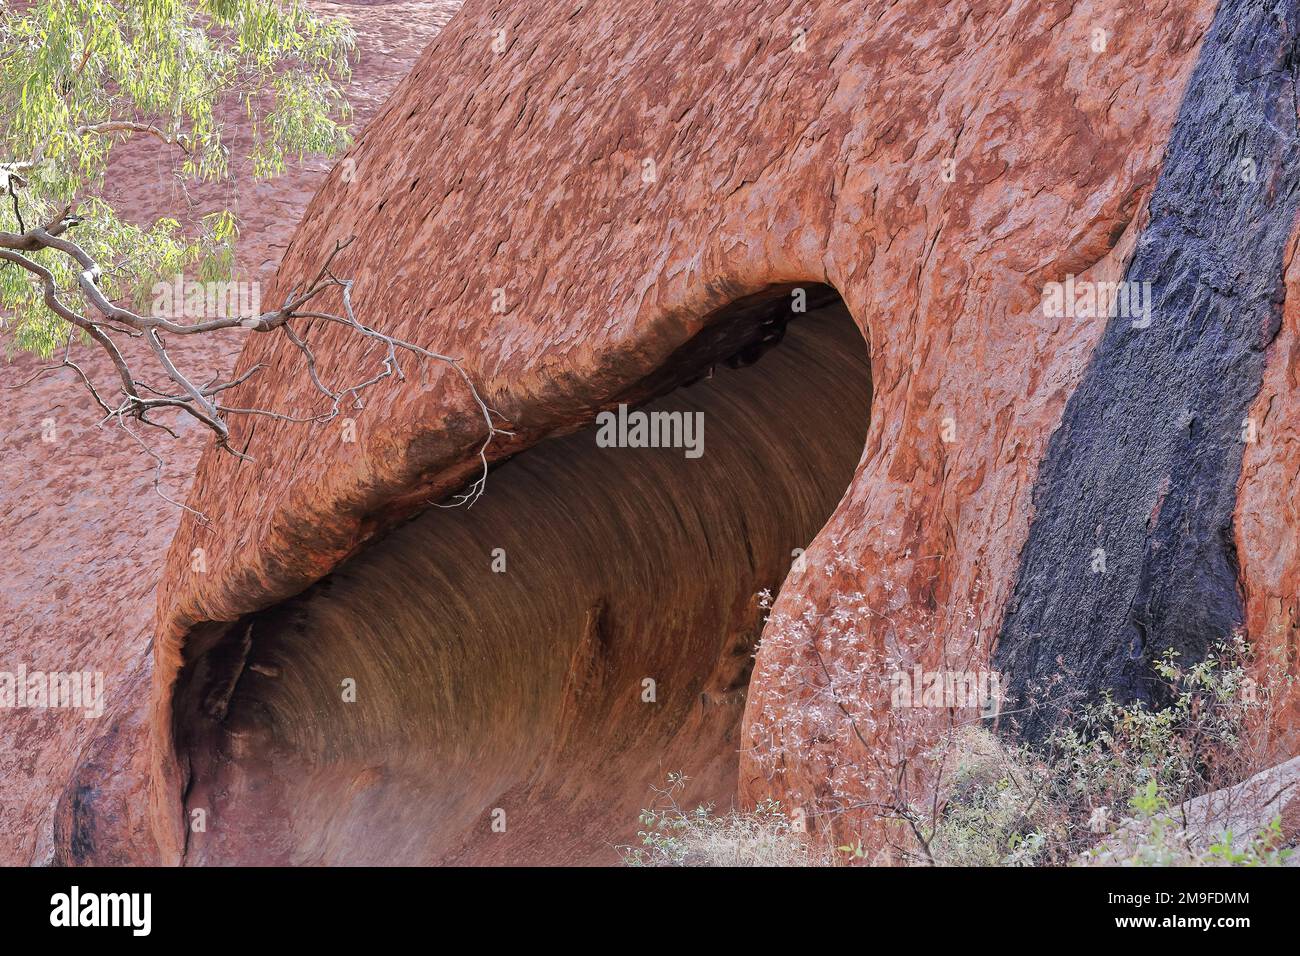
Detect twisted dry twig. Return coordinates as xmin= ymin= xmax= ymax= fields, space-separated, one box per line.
xmin=1 ymin=206 xmax=511 ymax=515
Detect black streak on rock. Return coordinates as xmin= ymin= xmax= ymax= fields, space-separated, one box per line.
xmin=994 ymin=0 xmax=1300 ymax=741
xmin=57 ymin=785 xmax=99 ymax=865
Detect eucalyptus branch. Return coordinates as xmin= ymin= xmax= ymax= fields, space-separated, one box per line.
xmin=0 ymin=0 xmax=365 ymax=516
xmin=71 ymin=120 xmax=192 ymax=153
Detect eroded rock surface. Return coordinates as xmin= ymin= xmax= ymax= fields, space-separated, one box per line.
xmin=144 ymin=0 xmax=1243 ymax=863
xmin=175 ymin=301 xmax=869 ymax=865
xmin=996 ymin=0 xmax=1300 ymax=741
xmin=7 ymin=0 xmax=1300 ymax=866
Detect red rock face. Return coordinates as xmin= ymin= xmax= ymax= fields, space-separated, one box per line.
xmin=11 ymin=0 xmax=1300 ymax=865
xmin=139 ymin=0 xmax=1233 ymax=864
xmin=1237 ymin=226 xmax=1300 ymax=738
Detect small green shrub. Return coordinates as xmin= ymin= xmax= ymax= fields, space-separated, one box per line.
xmin=619 ymin=772 xmax=834 ymax=867
xmin=921 ymin=640 xmax=1295 ymax=867
xmin=621 ymin=639 xmax=1295 ymax=867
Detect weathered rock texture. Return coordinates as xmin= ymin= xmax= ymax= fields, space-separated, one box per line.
xmin=10 ymin=0 xmax=1300 ymax=865
xmin=138 ymin=0 xmax=1235 ymax=863
xmin=174 ymin=302 xmax=869 ymax=865
xmin=995 ymin=0 xmax=1300 ymax=740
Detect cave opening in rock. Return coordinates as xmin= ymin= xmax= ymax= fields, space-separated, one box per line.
xmin=171 ymin=285 xmax=871 ymax=865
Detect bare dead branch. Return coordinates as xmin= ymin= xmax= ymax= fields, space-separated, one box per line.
xmin=1 ymin=212 xmax=511 ymax=511
xmin=117 ymin=415 xmax=209 ymax=524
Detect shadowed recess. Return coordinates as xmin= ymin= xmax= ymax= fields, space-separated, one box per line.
xmin=169 ymin=291 xmax=871 ymax=865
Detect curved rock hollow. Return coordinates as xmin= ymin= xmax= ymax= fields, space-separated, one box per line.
xmin=170 ymin=290 xmax=870 ymax=865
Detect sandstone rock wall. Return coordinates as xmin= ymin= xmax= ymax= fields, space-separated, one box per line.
xmin=996 ymin=0 xmax=1300 ymax=741
xmin=142 ymin=0 xmax=1238 ymax=863
xmin=174 ymin=302 xmax=870 ymax=865
xmin=11 ymin=0 xmax=1300 ymax=865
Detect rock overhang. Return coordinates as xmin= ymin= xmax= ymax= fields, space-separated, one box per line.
xmin=137 ymin=0 xmax=1244 ymax=862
